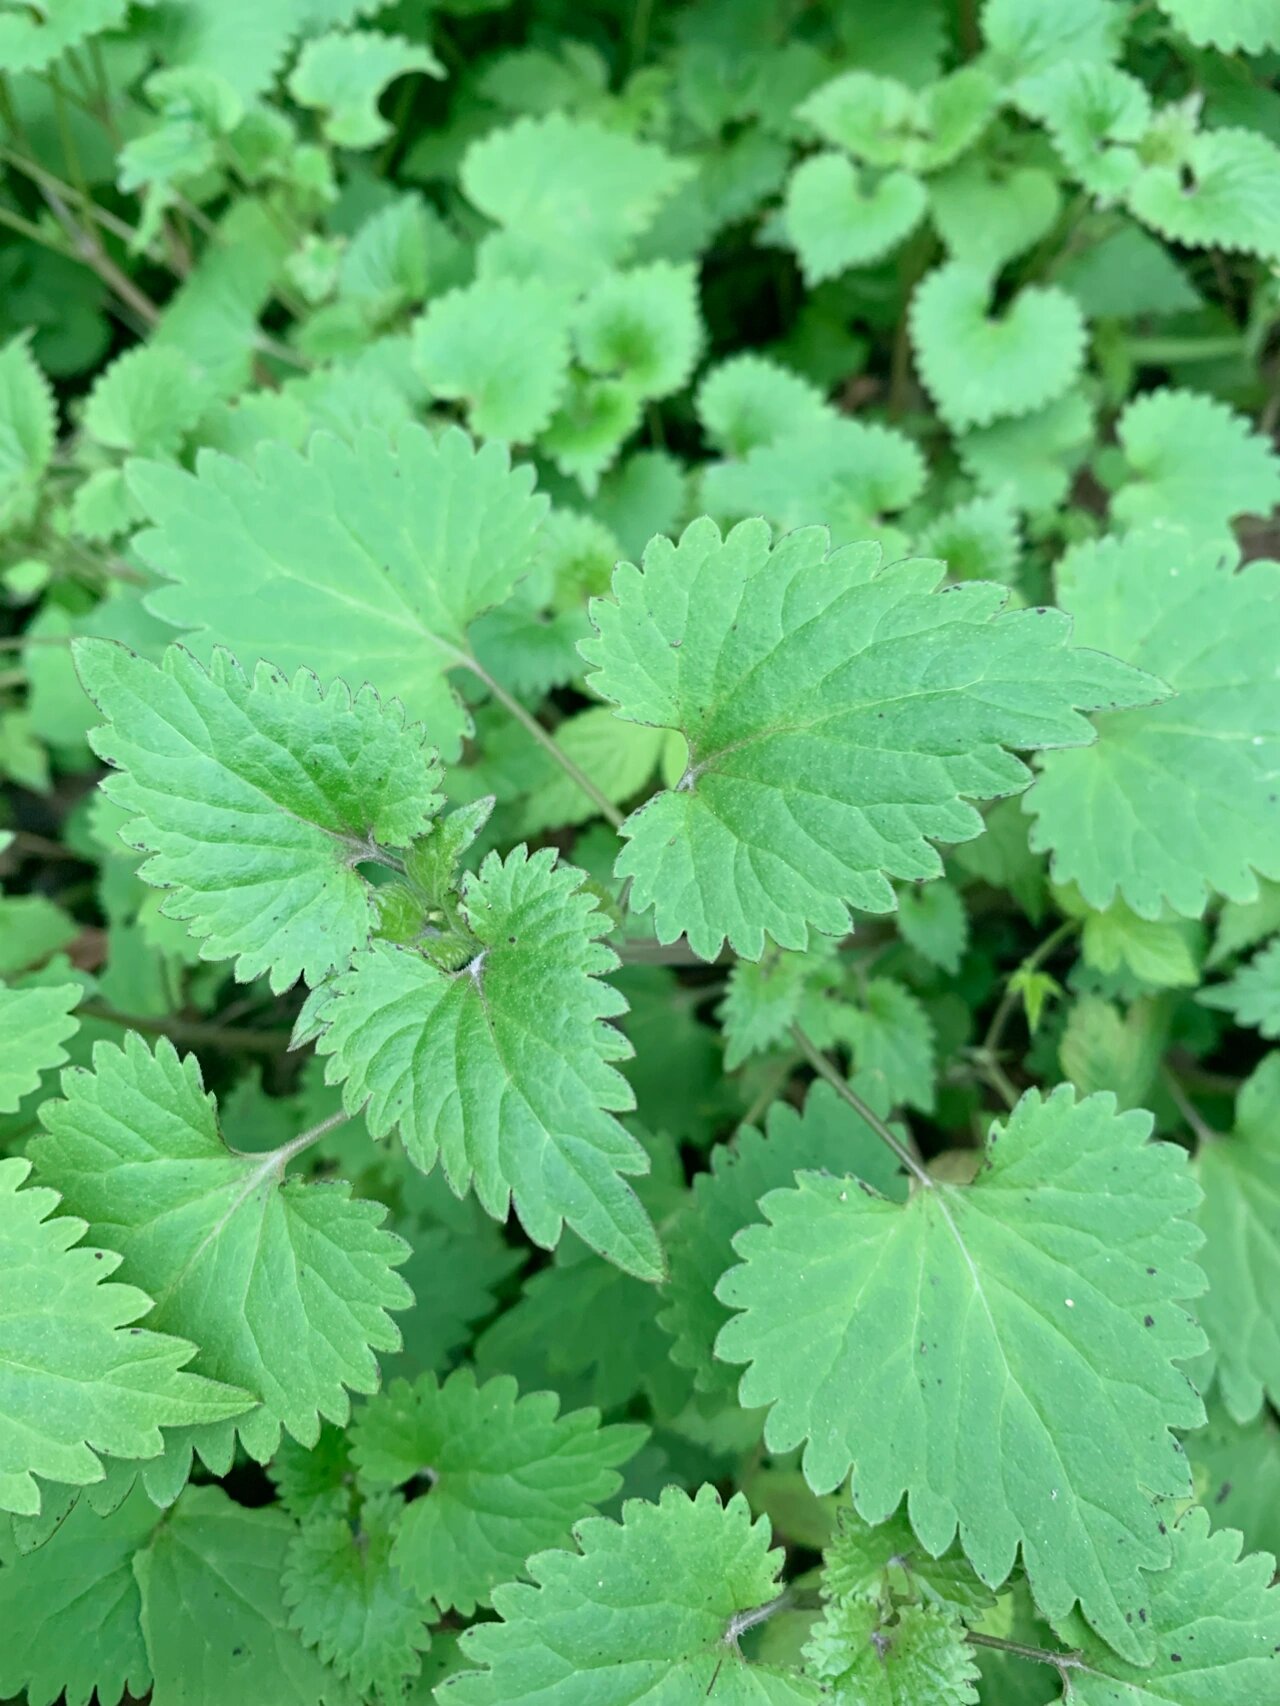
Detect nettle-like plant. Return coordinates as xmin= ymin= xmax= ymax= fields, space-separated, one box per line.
xmin=3 ymin=1 xmax=1280 ymax=1703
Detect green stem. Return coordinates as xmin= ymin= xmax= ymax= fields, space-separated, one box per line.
xmin=791 ymin=1024 xmax=933 ymax=1189
xmin=233 ymin=1108 xmax=350 ymax=1168
xmin=462 ymin=655 xmax=626 ymax=830
xmin=1161 ymin=1067 xmax=1220 ymax=1148
xmin=0 ymin=144 xmax=143 ymax=250
xmin=0 ymin=202 xmax=68 ymax=252
xmin=981 ymin=919 xmax=1078 ymax=1057
xmin=80 ymin=1003 xmax=296 ymax=1058
xmin=966 ymin=1631 xmax=1085 ymax=1677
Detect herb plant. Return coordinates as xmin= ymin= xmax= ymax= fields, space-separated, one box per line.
xmin=2 ymin=1 xmax=1280 ymax=1702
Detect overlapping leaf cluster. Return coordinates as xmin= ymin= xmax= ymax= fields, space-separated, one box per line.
xmin=2 ymin=2 xmax=1279 ymax=1703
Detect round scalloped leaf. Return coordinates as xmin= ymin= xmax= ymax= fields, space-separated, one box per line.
xmin=695 ymin=354 xmax=832 ymax=458
xmin=1158 ymin=0 xmax=1280 ymax=53
xmin=351 ymin=1368 xmax=644 ymax=1615
xmin=910 ymin=262 xmax=1086 ymax=431
xmin=287 ymin=31 xmax=442 ymax=150
xmin=799 ymin=67 xmax=997 ymax=174
xmin=412 ymin=279 xmax=572 ymax=444
xmin=702 ymin=418 xmax=925 ymax=547
xmin=0 ymin=0 xmax=126 ymax=74
xmin=31 ymin=1034 xmax=412 ymax=1463
xmin=957 ymin=390 xmax=1095 ymax=513
xmin=1128 ymin=127 xmax=1280 ymax=260
xmin=716 ymin=1086 xmax=1207 ymax=1662
xmin=1111 ymin=389 xmax=1280 ymax=534
xmin=929 ymin=158 xmax=1062 ymax=269
xmin=1027 ymin=528 xmax=1280 ymax=919
xmin=582 ymin=516 xmax=1163 ymax=962
xmin=1016 ymin=62 xmax=1151 ymax=199
xmin=782 ymin=152 xmax=927 ymax=283
xmin=980 ymin=0 xmax=1124 ymax=81
xmin=445 ymin=1486 xmax=819 ymax=1705
xmin=573 ymin=261 xmax=702 ymax=401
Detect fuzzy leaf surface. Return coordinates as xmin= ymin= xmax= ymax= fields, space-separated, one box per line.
xmin=717 ymin=1087 xmax=1207 ymax=1660
xmin=582 ymin=517 xmax=1162 ymax=961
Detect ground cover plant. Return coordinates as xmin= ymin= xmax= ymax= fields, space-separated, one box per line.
xmin=2 ymin=0 xmax=1280 ymax=1701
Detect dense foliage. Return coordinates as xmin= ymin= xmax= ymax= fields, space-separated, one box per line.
xmin=3 ymin=1 xmax=1280 ymax=1702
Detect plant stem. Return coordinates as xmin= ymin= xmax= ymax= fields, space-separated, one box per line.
xmin=0 ymin=143 xmax=144 ymax=250
xmin=80 ymin=1003 xmax=296 ymax=1057
xmin=966 ymin=1631 xmax=1085 ymax=1677
xmin=462 ymin=654 xmax=626 ymax=830
xmin=981 ymin=919 xmax=1078 ymax=1057
xmin=262 ymin=1109 xmax=351 ymax=1170
xmin=791 ymin=1024 xmax=933 ymax=1189
xmin=1161 ymin=1067 xmax=1220 ymax=1147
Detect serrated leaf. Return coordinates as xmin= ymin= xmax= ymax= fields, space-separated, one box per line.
xmin=1195 ymin=1055 xmax=1280 ymax=1421
xmin=298 ymin=846 xmax=662 ymax=1279
xmin=917 ymin=492 xmax=1021 ymax=584
xmin=980 ymin=0 xmax=1123 ymax=80
xmin=929 ymin=157 xmax=1062 ymax=270
xmin=846 ymin=977 xmax=937 ymax=1112
xmin=0 ymin=1155 xmax=251 ymax=1517
xmin=413 ymin=279 xmax=571 ymax=443
xmin=703 ymin=419 xmax=926 ymax=546
xmin=1057 ymin=1506 xmax=1280 ymax=1705
xmin=896 ymin=880 xmax=969 ymax=974
xmin=716 ymin=1086 xmax=1207 ymax=1660
xmin=0 ymin=1482 xmax=156 ymax=1706
xmin=0 ymin=0 xmax=125 ymax=73
xmin=460 ymin=113 xmax=691 ymax=268
xmin=82 ymin=345 xmax=208 ymax=457
xmin=283 ymin=1490 xmax=432 ymax=1699
xmin=0 ymin=332 xmax=55 ymax=529
xmin=31 ymin=1034 xmax=412 ymax=1462
xmin=135 ymin=1484 xmax=360 ymax=1706
xmin=957 ymin=390 xmax=1094 ymax=513
xmin=718 ymin=944 xmax=839 ymax=1071
xmin=1111 ymin=390 xmax=1280 ymax=534
xmin=574 ymin=261 xmax=702 ymax=400
xmin=1026 ymin=528 xmax=1280 ymax=919
xmin=695 ymin=354 xmax=832 ymax=458
xmin=287 ymin=31 xmax=442 ymax=149
xmin=1082 ymin=900 xmax=1200 ymax=990
xmin=1158 ymin=0 xmax=1280 ymax=52
xmin=911 ymin=263 xmax=1086 ymax=432
xmin=818 ymin=1504 xmax=995 ymax=1618
xmin=1201 ymin=936 xmax=1280 ymax=1037
xmin=0 ymin=978 xmax=79 ymax=1112
xmin=77 ymin=640 xmax=442 ymax=993
xmin=130 ymin=423 xmax=547 ymax=760
xmin=1129 ymin=127 xmax=1280 ymax=260
xmin=1187 ymin=1395 xmax=1280 ymax=1559
xmin=661 ymin=1079 xmax=907 ymax=1396
xmin=782 ymin=152 xmax=927 ymax=283
xmin=444 ymin=1485 xmax=821 ymax=1705
xmin=1017 ymin=63 xmax=1151 ymax=199
xmin=582 ymin=516 xmax=1162 ymax=962
xmin=805 ymin=1601 xmax=980 ymax=1706
xmin=1059 ymin=993 xmax=1163 ymax=1110
xmin=800 ymin=67 xmax=996 ymax=174
xmin=352 ymin=1368 xmax=644 ymax=1614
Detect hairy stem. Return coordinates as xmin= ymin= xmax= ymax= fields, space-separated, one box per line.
xmin=791 ymin=1025 xmax=933 ymax=1189
xmin=967 ymin=1630 xmax=1085 ymax=1677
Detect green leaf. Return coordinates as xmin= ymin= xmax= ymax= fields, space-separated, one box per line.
xmin=980 ymin=0 xmax=1124 ymax=81
xmin=1195 ymin=1055 xmax=1280 ymax=1421
xmin=574 ymin=261 xmax=702 ymax=400
xmin=582 ymin=516 xmax=1162 ymax=962
xmin=803 ymin=65 xmax=997 ymax=172
xmin=1059 ymin=993 xmax=1163 ymax=1110
xmin=929 ymin=158 xmax=1063 ymax=270
xmin=460 ymin=113 xmax=691 ymax=269
xmin=910 ymin=262 xmax=1087 ymax=431
xmin=81 ymin=345 xmax=208 ymax=457
xmin=352 ymin=1368 xmax=644 ymax=1614
xmin=76 ymin=640 xmax=442 ymax=994
xmin=0 ymin=978 xmax=79 ymax=1112
xmin=0 ymin=1482 xmax=156 ymax=1706
xmin=718 ymin=943 xmax=840 ymax=1070
xmin=1016 ymin=63 xmax=1151 ymax=199
xmin=896 ymin=880 xmax=969 ymax=974
xmin=31 ymin=1034 xmax=412 ymax=1462
xmin=412 ymin=279 xmax=571 ymax=443
xmin=0 ymin=0 xmax=125 ymax=73
xmin=0 ymin=1155 xmax=251 ymax=1517
xmin=1187 ymin=1395 xmax=1280 ymax=1559
xmin=287 ymin=31 xmax=442 ymax=149
xmin=297 ymin=846 xmax=662 ymax=1279
xmin=518 ymin=706 xmax=665 ymax=836
xmin=703 ymin=418 xmax=926 ymax=547
xmin=695 ymin=354 xmax=832 ymax=458
xmin=445 ymin=1485 xmax=821 ymax=1705
xmin=282 ymin=1490 xmax=432 ymax=1699
xmin=1058 ymin=221 xmax=1202 ymax=319
xmin=957 ymin=390 xmax=1094 ymax=513
xmin=804 ymin=1601 xmax=980 ymax=1706
xmin=0 ymin=332 xmax=55 ymax=530
xmin=1110 ymin=389 xmax=1280 ymax=534
xmin=660 ymin=1079 xmax=907 ymax=1397
xmin=135 ymin=1484 xmax=360 ymax=1706
xmin=1158 ymin=0 xmax=1280 ymax=52
xmin=816 ymin=1504 xmax=995 ymax=1618
xmin=130 ymin=423 xmax=547 ymax=760
xmin=716 ymin=1086 xmax=1207 ymax=1660
xmin=1201 ymin=937 xmax=1280 ymax=1037
xmin=1058 ymin=1506 xmax=1280 ymax=1705
xmin=846 ymin=976 xmax=937 ymax=1112
xmin=782 ymin=152 xmax=927 ymax=282
xmin=1129 ymin=126 xmax=1280 ymax=261
xmin=916 ymin=491 xmax=1022 ymax=584
xmin=1081 ymin=899 xmax=1201 ymax=989
xmin=1026 ymin=528 xmax=1280 ymax=919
